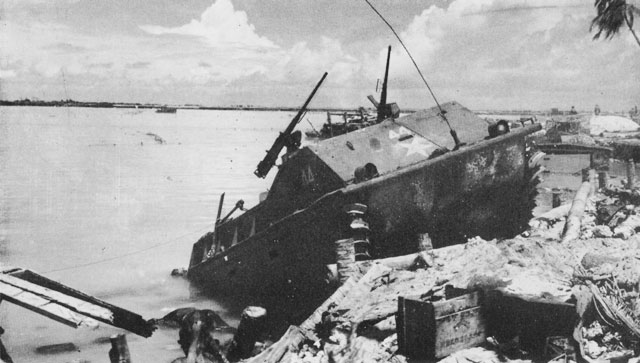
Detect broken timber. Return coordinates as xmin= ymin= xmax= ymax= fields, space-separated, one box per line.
xmin=0 ymin=267 xmax=155 ymax=337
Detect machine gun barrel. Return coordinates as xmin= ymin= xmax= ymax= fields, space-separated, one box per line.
xmin=254 ymin=72 xmax=328 ymax=178
xmin=380 ymin=46 xmax=390 ymax=107
xmin=377 ymin=46 xmax=391 ymax=123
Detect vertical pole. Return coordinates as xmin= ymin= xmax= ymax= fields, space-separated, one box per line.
xmin=627 ymin=159 xmax=636 ymax=189
xmin=227 ymin=306 xmax=267 ymax=361
xmin=581 ymin=168 xmax=589 ymax=183
xmin=552 ymin=188 xmax=562 ymax=208
xmin=417 ymin=233 xmax=432 ymax=251
xmin=109 ymin=334 xmax=131 ymax=363
xmin=598 ymin=170 xmax=608 ymax=190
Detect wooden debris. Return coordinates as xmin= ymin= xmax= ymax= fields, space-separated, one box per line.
xmin=244 ymin=325 xmax=307 ymax=363
xmin=0 ymin=267 xmax=155 ymax=337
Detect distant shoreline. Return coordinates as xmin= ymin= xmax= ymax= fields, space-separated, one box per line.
xmin=0 ymin=99 xmax=384 ymax=113
xmin=0 ymin=99 xmax=548 ymax=115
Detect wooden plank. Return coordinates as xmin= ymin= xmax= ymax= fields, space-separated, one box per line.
xmin=434 ymin=306 xmax=486 ymax=358
xmin=433 ymin=291 xmax=481 ymax=318
xmin=0 ymin=281 xmax=97 ymax=328
xmin=397 ymin=296 xmax=434 ymax=358
xmin=0 ymin=273 xmax=114 ymax=321
xmin=7 ymin=269 xmax=155 ymax=337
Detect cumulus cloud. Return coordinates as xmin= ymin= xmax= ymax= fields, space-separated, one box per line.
xmin=140 ymin=0 xmax=276 ymax=49
xmin=371 ymin=0 xmax=639 ymax=109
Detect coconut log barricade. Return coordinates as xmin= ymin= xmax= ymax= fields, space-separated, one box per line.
xmin=232 ymin=169 xmax=640 ymax=363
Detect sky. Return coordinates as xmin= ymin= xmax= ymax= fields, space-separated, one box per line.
xmin=0 ymin=0 xmax=638 ymax=111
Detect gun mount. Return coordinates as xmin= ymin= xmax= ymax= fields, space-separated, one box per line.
xmin=369 ymin=46 xmax=400 ymax=123
xmin=254 ymin=72 xmax=328 ymax=178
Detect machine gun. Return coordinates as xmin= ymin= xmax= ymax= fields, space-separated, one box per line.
xmin=254 ymin=72 xmax=328 ymax=178
xmin=368 ymin=46 xmax=400 ymax=123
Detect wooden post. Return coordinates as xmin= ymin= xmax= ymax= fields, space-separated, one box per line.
xmin=335 ymin=239 xmax=355 ymax=284
xmin=598 ymin=171 xmax=608 ymax=190
xmin=109 ymin=334 xmax=131 ymax=363
xmin=627 ymin=159 xmax=636 ymax=189
xmin=417 ymin=233 xmax=433 ymax=251
xmin=227 ymin=306 xmax=267 ymax=361
xmin=552 ymin=188 xmax=562 ymax=208
xmin=581 ymin=168 xmax=589 ymax=182
xmin=589 ymin=169 xmax=596 ymax=196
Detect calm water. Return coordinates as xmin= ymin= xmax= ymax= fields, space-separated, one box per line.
xmin=0 ymin=106 xmax=328 ymax=362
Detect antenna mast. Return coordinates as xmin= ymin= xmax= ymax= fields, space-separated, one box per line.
xmin=363 ymin=0 xmax=461 ymax=149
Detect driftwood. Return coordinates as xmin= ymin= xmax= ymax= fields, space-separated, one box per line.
xmin=561 ymin=181 xmax=593 ymax=243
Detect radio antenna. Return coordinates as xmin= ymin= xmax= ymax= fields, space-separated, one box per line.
xmin=363 ymin=0 xmax=461 ymax=149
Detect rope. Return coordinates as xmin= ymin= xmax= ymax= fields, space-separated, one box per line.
xmin=363 ymin=0 xmax=455 ymax=133
xmin=42 ymin=226 xmax=211 ymax=274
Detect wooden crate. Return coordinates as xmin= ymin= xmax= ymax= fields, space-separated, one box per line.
xmin=397 ymin=290 xmax=486 ymax=359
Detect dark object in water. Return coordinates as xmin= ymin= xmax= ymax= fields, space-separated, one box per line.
xmin=171 ymin=268 xmax=188 ymax=277
xmin=35 ymin=342 xmax=78 ymax=355
xmin=170 ymin=309 xmax=229 ymax=363
xmin=187 ymin=70 xmax=542 ymax=308
xmin=156 ymin=106 xmax=177 ymax=113
xmin=0 ymin=327 xmax=12 ymax=363
xmin=108 ymin=334 xmax=131 ymax=363
xmin=153 ymin=307 xmax=230 ymax=331
xmin=145 ymin=132 xmax=166 ymax=144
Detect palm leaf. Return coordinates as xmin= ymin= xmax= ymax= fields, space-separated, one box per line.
xmin=591 ymin=0 xmax=627 ymax=40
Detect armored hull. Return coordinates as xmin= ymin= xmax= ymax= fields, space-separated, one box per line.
xmin=187 ymin=101 xmax=541 ymax=298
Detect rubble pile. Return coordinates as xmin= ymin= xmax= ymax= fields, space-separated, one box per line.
xmin=244 ymin=187 xmax=640 ymax=363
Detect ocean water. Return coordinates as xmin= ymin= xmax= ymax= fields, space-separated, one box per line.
xmin=0 ymin=106 xmax=328 ymax=362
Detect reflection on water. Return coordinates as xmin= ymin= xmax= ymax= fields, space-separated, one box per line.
xmin=0 ymin=106 xmax=328 ymax=362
